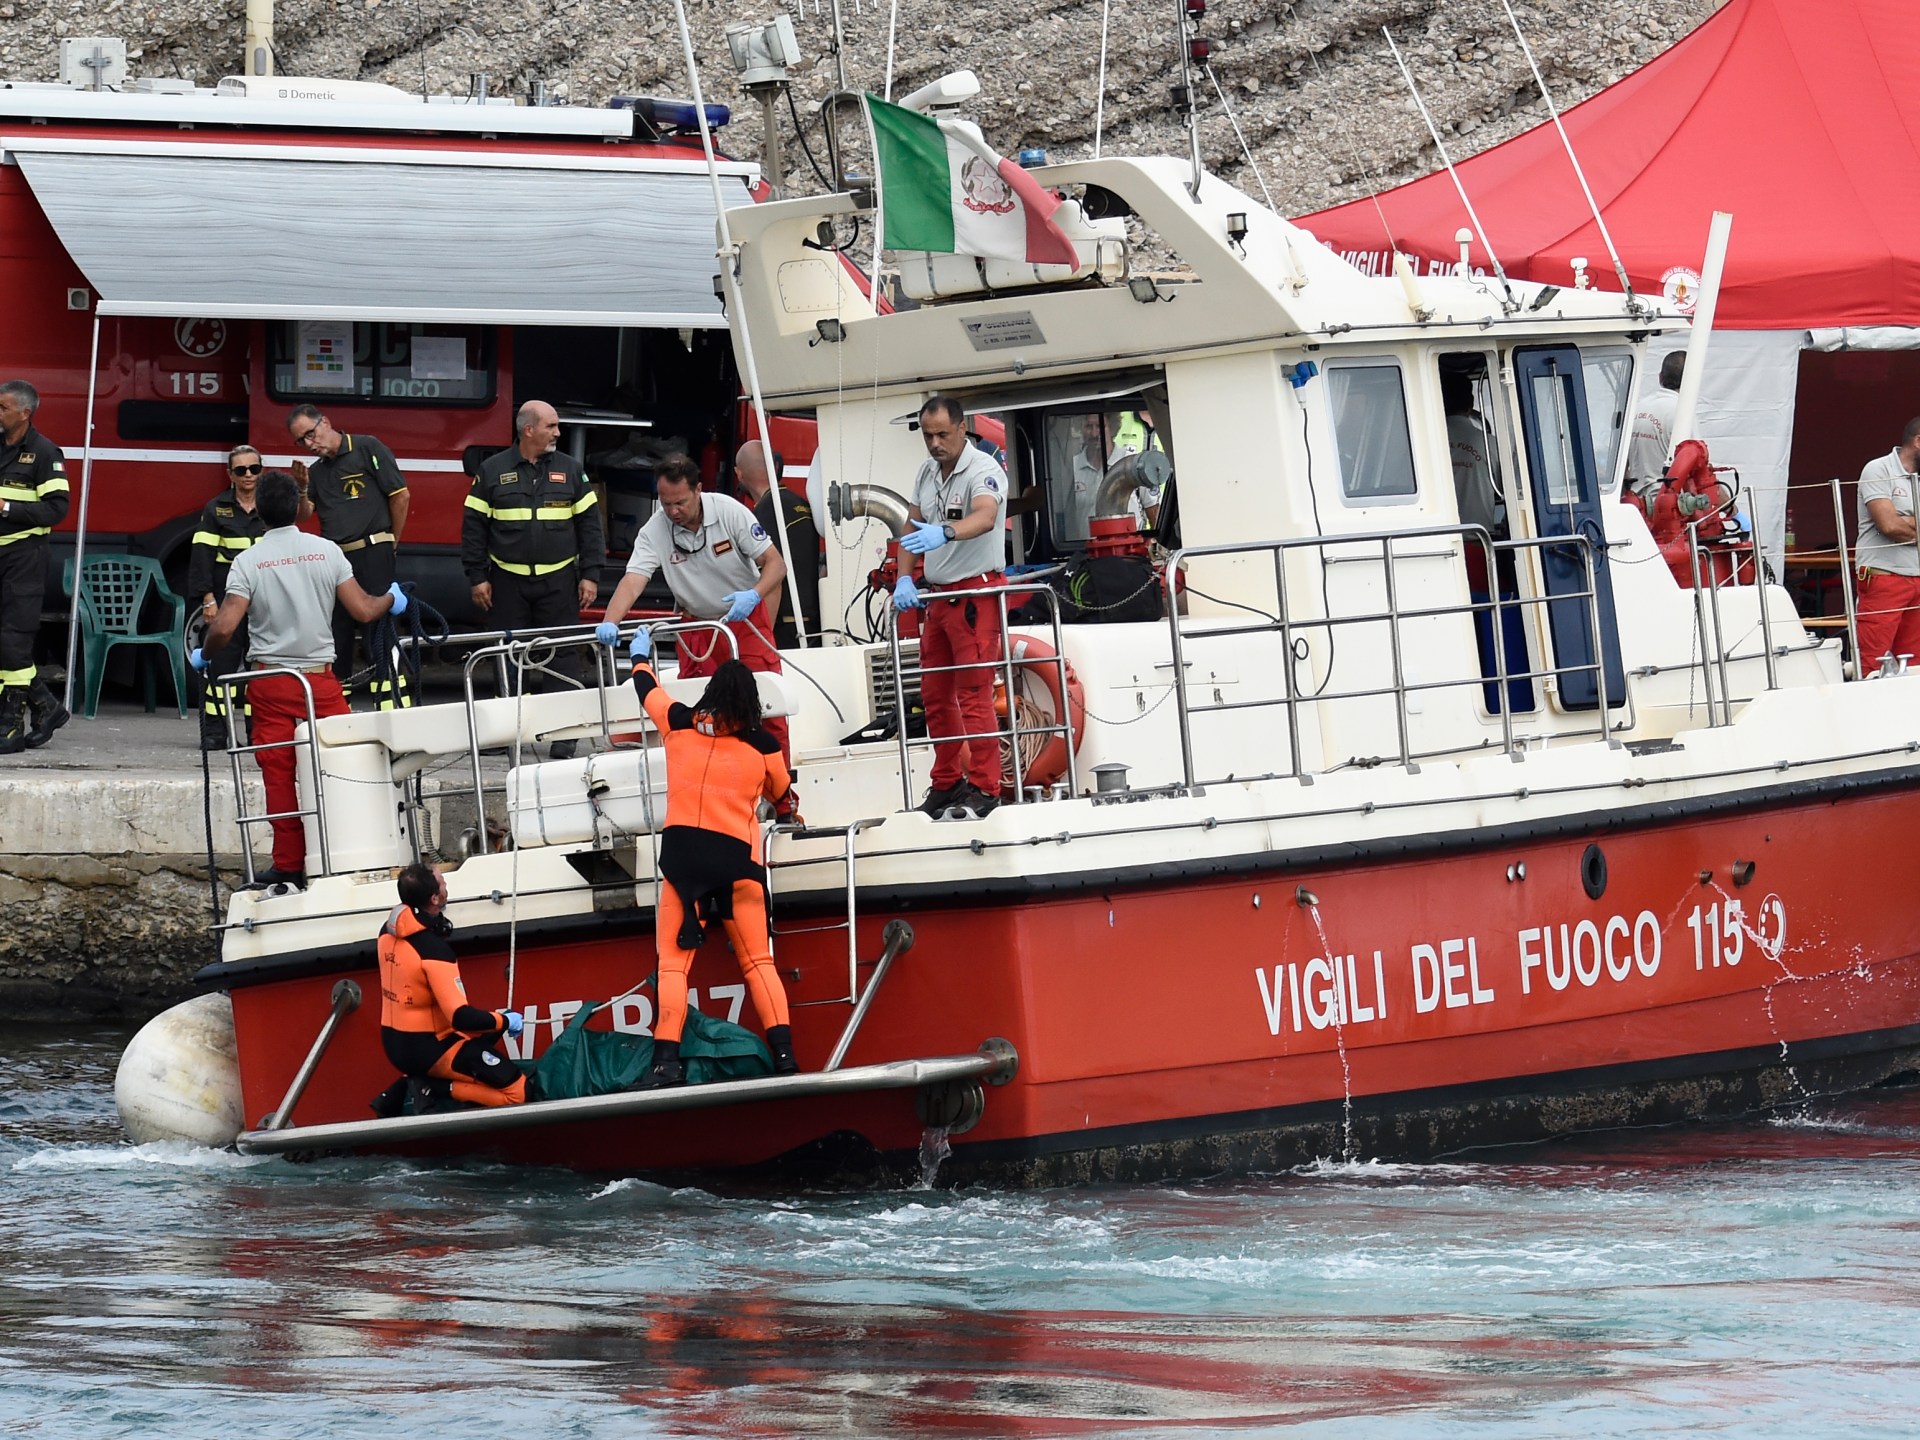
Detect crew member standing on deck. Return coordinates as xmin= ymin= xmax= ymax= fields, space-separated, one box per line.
xmin=894 ymin=394 xmax=1009 ymax=818
xmin=193 ymin=471 xmax=403 ymax=889
xmin=595 ymin=453 xmax=791 ymax=759
xmin=624 ymin=629 xmax=799 ymax=1088
xmin=187 ymin=445 xmax=267 ymax=748
xmin=462 ymin=400 xmax=606 ymax=759
xmin=286 ymin=405 xmax=411 ymax=708
xmin=1853 ymin=416 xmax=1920 ymax=677
xmin=378 ymin=862 xmax=526 ymax=1110
xmin=734 ymin=439 xmax=820 ymax=649
xmin=0 ymin=380 xmax=70 ymax=755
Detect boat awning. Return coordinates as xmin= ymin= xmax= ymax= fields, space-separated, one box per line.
xmin=1 ymin=136 xmax=757 ymax=327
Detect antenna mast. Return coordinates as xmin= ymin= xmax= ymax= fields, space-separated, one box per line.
xmin=1500 ymin=0 xmax=1642 ymax=314
xmin=1382 ymin=26 xmax=1517 ymax=313
xmin=1171 ymin=0 xmax=1208 ymax=200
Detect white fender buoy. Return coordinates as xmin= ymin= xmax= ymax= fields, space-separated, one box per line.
xmin=115 ymin=992 xmax=245 ymax=1148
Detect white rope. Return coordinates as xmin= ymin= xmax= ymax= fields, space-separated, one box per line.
xmin=1207 ymin=67 xmax=1277 ymax=214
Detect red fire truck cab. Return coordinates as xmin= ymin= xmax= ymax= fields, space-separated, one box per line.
xmin=1 ymin=70 xmax=814 ymax=634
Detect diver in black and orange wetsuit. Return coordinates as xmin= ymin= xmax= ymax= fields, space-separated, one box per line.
xmin=625 ymin=627 xmax=799 ymax=1087
xmin=377 ymin=862 xmax=527 ymax=1108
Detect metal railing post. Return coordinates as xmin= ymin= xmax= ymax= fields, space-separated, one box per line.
xmin=1164 ymin=551 xmax=1197 ymax=787
xmin=1831 ymin=474 xmax=1862 ymax=675
xmin=1379 ymin=534 xmax=1413 ymax=769
xmin=823 ymin=920 xmax=915 ymax=1072
xmin=264 ymin=979 xmax=361 ymax=1130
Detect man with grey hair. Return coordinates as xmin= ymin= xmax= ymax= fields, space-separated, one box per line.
xmin=462 ymin=399 xmax=605 ymax=756
xmin=735 ymin=439 xmax=820 ymax=648
xmin=0 ymin=379 xmax=71 ymax=754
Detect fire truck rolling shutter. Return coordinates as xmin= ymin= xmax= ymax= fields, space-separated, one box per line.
xmin=2 ymin=138 xmax=750 ymax=327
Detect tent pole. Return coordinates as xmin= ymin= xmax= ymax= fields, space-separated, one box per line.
xmin=62 ymin=311 xmax=102 ymax=712
xmin=670 ymin=0 xmax=811 ymax=649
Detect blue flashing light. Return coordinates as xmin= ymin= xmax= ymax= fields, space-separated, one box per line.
xmin=610 ymin=95 xmax=731 ymax=130
xmin=1017 ymin=147 xmax=1050 ymax=169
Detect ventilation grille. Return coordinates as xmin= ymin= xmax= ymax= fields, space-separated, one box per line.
xmin=866 ymin=640 xmax=922 ymax=721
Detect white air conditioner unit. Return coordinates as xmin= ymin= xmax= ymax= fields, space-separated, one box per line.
xmin=898 ymin=70 xmax=981 ymax=115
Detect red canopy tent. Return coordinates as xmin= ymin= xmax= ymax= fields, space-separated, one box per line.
xmin=1297 ymin=0 xmax=1920 ymax=561
xmin=1299 ymin=0 xmax=1920 ymax=328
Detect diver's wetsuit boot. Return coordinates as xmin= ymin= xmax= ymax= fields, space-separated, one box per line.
xmin=766 ymin=1025 xmax=799 ymax=1076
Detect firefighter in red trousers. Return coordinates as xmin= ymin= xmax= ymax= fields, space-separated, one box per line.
xmin=377 ymin=862 xmax=526 ymax=1109
xmin=894 ymin=394 xmax=1010 ymax=818
xmin=620 ymin=624 xmax=799 ymax=1088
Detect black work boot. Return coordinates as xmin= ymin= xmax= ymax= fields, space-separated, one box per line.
xmin=643 ymin=1039 xmax=684 ymax=1089
xmin=0 ymin=692 xmax=26 ymax=756
xmin=23 ymin=679 xmax=68 ymax=749
xmin=765 ymin=1025 xmax=799 ymax=1076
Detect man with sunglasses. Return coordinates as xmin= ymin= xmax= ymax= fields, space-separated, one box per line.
xmin=187 ymin=447 xmax=268 ymax=748
xmin=596 ymin=453 xmax=791 ymax=758
xmin=284 ymin=405 xmax=411 ymax=708
xmin=0 ymin=379 xmax=70 ymax=755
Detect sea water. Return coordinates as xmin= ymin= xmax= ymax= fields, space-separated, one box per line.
xmin=5 ymin=1022 xmax=1919 ymax=1438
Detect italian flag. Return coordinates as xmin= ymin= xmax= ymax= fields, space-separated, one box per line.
xmin=866 ymin=95 xmax=1080 ymax=268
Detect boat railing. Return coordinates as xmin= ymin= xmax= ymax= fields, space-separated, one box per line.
xmin=453 ymin=620 xmax=734 ymax=858
xmin=209 ymin=663 xmax=334 ymax=884
xmin=882 ymin=581 xmax=1078 ymax=810
xmin=1160 ymin=524 xmax=1615 ymax=786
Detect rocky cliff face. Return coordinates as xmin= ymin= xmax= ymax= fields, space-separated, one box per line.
xmin=3 ymin=0 xmax=1721 ymax=215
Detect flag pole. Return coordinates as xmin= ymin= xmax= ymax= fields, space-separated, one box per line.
xmin=670 ymin=0 xmax=811 ymax=648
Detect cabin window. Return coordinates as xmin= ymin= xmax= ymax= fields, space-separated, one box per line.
xmin=1529 ymin=372 xmax=1583 ymax=507
xmin=1439 ymin=352 xmax=1508 ymax=539
xmin=267 ymin=323 xmax=495 ymax=406
xmin=1580 ymin=348 xmax=1634 ymax=491
xmin=1326 ymin=362 xmax=1417 ymax=502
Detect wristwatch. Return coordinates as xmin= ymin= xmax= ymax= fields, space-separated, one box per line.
xmin=941 ymin=523 xmax=956 ymax=541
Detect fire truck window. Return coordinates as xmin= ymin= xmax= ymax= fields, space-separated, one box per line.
xmin=1326 ymin=363 xmax=1417 ymax=503
xmin=267 ymin=322 xmax=494 ymax=406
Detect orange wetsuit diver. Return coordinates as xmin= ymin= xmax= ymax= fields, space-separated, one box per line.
xmin=627 ymin=629 xmax=799 ymax=1087
xmin=377 ymin=862 xmax=526 ymax=1108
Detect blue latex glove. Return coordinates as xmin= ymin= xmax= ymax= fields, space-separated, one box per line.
xmin=594 ymin=621 xmax=619 ymax=648
xmin=387 ymin=581 xmax=409 ymax=616
xmin=893 ymin=574 xmax=924 ymax=611
xmin=721 ymin=589 xmax=759 ymax=623
xmin=900 ymin=519 xmax=950 ymax=555
xmin=629 ymin=627 xmax=652 ymax=661
xmin=187 ymin=647 xmax=207 ymax=672
xmin=503 ymin=1010 xmax=524 ymax=1038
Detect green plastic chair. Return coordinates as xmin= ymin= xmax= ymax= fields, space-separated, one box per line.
xmin=64 ymin=555 xmax=189 ymax=719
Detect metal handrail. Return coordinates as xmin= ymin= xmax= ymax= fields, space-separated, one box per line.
xmin=1160 ymin=525 xmax=1619 ymax=787
xmin=885 ymin=581 xmax=1077 ymax=809
xmin=211 ymin=664 xmax=331 ymax=882
xmin=457 ymin=621 xmax=735 ymax=857
xmin=263 ymin=979 xmax=361 ymax=1130
xmin=765 ymin=815 xmax=888 ymax=1005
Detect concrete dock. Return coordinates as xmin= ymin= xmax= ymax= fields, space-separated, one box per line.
xmin=0 ymin=700 xmax=268 ymax=1019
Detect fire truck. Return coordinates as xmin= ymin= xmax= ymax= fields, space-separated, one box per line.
xmin=0 ymin=50 xmax=817 ymax=639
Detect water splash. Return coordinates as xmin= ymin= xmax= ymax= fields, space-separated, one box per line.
xmin=1303 ymin=901 xmax=1356 ymax=1162
xmin=1708 ymin=880 xmax=1811 ymax=1105
xmin=916 ymin=1125 xmax=952 ymax=1189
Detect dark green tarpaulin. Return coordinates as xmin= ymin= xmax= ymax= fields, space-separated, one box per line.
xmin=528 ymin=1001 xmax=774 ymax=1101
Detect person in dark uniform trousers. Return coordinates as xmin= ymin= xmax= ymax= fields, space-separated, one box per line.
xmin=461 ymin=400 xmax=606 ymax=759
xmin=285 ymin=404 xmax=411 ymax=709
xmin=187 ymin=445 xmax=267 ymax=747
xmin=0 ymin=379 xmax=71 ymax=755
xmin=735 ymin=439 xmax=821 ymax=648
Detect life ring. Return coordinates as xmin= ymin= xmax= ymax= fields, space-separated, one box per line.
xmin=996 ymin=634 xmax=1086 ymax=797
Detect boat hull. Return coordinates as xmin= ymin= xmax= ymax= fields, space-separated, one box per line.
xmin=217 ymin=781 xmax=1920 ymax=1179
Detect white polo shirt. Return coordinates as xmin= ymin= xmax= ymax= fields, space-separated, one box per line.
xmin=913 ymin=442 xmax=1007 ymax=585
xmin=627 ymin=491 xmax=771 ymax=617
xmin=225 ymin=524 xmax=352 ymax=670
xmin=1857 ymin=449 xmax=1920 ymax=577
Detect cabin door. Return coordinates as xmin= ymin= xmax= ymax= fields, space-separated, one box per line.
xmin=1512 ymin=345 xmax=1625 ymax=710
